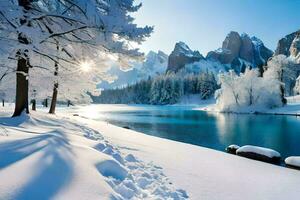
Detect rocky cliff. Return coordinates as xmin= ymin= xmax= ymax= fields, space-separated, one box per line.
xmin=275 ymin=30 xmax=300 ymax=63
xmin=207 ymin=32 xmax=273 ymax=73
xmin=167 ymin=42 xmax=204 ymax=72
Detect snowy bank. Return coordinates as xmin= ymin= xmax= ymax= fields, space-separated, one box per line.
xmin=1 ymin=107 xmax=300 ymax=200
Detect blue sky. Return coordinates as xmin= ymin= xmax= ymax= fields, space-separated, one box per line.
xmin=134 ymin=0 xmax=300 ymax=56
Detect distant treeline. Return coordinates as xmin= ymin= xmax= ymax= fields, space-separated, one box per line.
xmin=92 ymin=72 xmax=218 ymax=105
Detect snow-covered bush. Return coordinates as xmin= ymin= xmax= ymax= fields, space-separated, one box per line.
xmin=215 ymin=68 xmax=283 ymax=112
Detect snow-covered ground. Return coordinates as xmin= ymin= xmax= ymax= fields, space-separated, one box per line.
xmin=265 ymin=96 xmax=300 ymax=115
xmin=1 ymin=105 xmax=300 ymax=200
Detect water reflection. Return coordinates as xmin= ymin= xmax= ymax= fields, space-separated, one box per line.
xmin=76 ymin=104 xmax=300 ymax=158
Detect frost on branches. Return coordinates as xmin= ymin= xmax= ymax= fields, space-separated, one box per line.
xmin=0 ymin=0 xmax=152 ymax=116
xmin=215 ymin=55 xmax=300 ymax=112
xmin=215 ymin=68 xmax=283 ymax=112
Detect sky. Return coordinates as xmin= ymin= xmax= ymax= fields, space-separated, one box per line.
xmin=133 ymin=0 xmax=300 ymax=56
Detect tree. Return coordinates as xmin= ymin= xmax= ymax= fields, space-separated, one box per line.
xmin=263 ymin=55 xmax=297 ymax=103
xmin=215 ymin=68 xmax=283 ymax=112
xmin=0 ymin=0 xmax=153 ymax=116
xmin=0 ymin=64 xmax=15 ymax=106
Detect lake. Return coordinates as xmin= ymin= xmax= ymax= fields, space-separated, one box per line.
xmin=75 ymin=104 xmax=300 ymax=159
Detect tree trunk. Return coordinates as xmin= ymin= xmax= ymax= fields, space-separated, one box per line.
xmin=49 ymin=61 xmax=59 ymax=114
xmin=13 ymin=0 xmax=31 ymax=117
xmin=280 ymin=69 xmax=287 ymax=105
xmin=280 ymin=85 xmax=287 ymax=105
xmin=49 ymin=83 xmax=58 ymax=114
xmin=2 ymin=99 xmax=4 ymax=107
xmin=31 ymin=99 xmax=36 ymax=111
xmin=67 ymin=100 xmax=70 ymax=107
xmin=44 ymin=98 xmax=48 ymax=107
xmin=12 ymin=57 xmax=29 ymax=117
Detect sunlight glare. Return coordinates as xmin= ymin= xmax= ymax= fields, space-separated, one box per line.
xmin=80 ymin=61 xmax=93 ymax=72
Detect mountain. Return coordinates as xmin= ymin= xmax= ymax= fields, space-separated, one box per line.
xmin=166 ymin=33 xmax=272 ymax=74
xmin=167 ymin=42 xmax=204 ymax=72
xmin=140 ymin=50 xmax=168 ymax=77
xmin=275 ymin=30 xmax=300 ymax=63
xmin=98 ymin=51 xmax=168 ymax=89
xmin=207 ymin=31 xmax=273 ymax=73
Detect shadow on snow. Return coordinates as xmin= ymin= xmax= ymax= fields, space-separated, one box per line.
xmin=0 ymin=130 xmax=74 ymax=200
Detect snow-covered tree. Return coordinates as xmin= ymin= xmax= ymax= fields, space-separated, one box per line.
xmin=263 ymin=55 xmax=298 ymax=99
xmin=197 ymin=71 xmax=218 ymax=99
xmin=97 ymin=72 xmax=216 ymax=105
xmin=0 ymin=0 xmax=153 ymax=116
xmin=216 ymin=68 xmax=283 ymax=112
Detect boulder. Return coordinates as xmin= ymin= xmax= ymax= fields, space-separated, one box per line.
xmin=225 ymin=144 xmax=240 ymax=154
xmin=236 ymin=145 xmax=281 ymax=164
xmin=285 ymin=156 xmax=300 ymax=169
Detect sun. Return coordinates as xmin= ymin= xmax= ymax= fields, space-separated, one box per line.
xmin=80 ymin=61 xmax=93 ymax=72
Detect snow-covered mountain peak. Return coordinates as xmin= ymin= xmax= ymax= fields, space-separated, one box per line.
xmin=251 ymin=36 xmax=264 ymax=47
xmin=241 ymin=32 xmax=250 ymax=38
xmin=167 ymin=42 xmax=204 ymax=72
xmin=207 ymin=31 xmax=273 ymax=73
xmin=146 ymin=50 xmax=168 ymax=64
xmin=173 ymin=41 xmax=201 ymax=57
xmin=98 ymin=50 xmax=168 ymax=89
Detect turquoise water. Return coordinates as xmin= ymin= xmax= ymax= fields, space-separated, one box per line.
xmin=78 ymin=104 xmax=300 ymax=158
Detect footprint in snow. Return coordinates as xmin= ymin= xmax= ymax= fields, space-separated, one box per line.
xmin=95 ymin=145 xmax=188 ymax=199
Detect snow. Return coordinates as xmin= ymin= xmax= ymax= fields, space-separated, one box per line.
xmin=173 ymin=42 xmax=203 ymax=58
xmin=1 ymin=106 xmax=300 ymax=200
xmin=184 ymin=59 xmax=226 ymax=75
xmin=262 ymin=96 xmax=300 ymax=115
xmin=227 ymin=144 xmax=240 ymax=150
xmin=285 ymin=157 xmax=300 ymax=168
xmin=251 ymin=36 xmax=263 ymax=47
xmin=99 ymin=50 xmax=168 ymax=90
xmin=237 ymin=145 xmax=281 ymax=158
xmin=0 ymin=108 xmax=187 ymax=200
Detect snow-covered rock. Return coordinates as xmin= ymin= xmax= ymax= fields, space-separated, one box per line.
xmin=236 ymin=145 xmax=281 ymax=164
xmin=285 ymin=156 xmax=300 ymax=169
xmin=226 ymin=144 xmax=240 ymax=154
